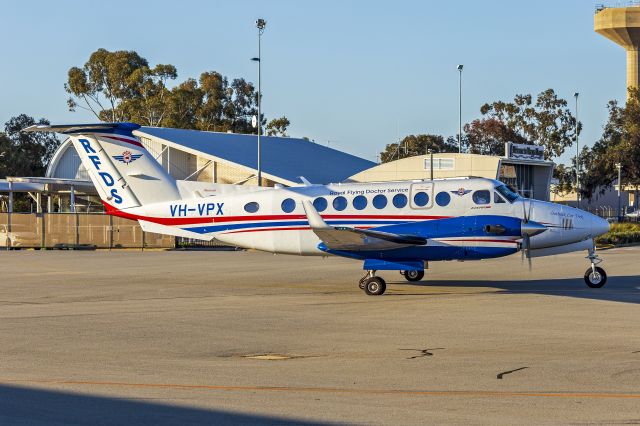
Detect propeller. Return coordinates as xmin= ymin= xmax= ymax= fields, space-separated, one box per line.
xmin=519 ymin=199 xmax=546 ymax=270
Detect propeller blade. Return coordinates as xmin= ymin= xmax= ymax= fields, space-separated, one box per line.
xmin=522 ymin=233 xmax=532 ymax=270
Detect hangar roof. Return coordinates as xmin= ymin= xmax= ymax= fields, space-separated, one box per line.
xmin=135 ymin=127 xmax=375 ymax=185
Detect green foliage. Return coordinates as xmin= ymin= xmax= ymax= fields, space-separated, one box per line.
xmin=581 ymin=87 xmax=640 ymax=206
xmin=266 ymin=116 xmax=290 ymax=137
xmin=0 ymin=114 xmax=60 ymax=178
xmin=65 ymin=48 xmax=266 ymax=134
xmin=463 ymin=117 xmax=527 ymax=156
xmin=380 ymin=134 xmax=457 ymax=163
xmin=552 ymin=163 xmax=575 ymax=195
xmin=595 ymin=222 xmax=640 ymax=246
xmin=479 ymin=89 xmax=578 ymax=160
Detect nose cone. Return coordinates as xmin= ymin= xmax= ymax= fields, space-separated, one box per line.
xmin=590 ymin=214 xmax=610 ymax=237
xmin=521 ymin=220 xmax=547 ymax=237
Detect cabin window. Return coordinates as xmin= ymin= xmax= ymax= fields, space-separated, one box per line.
xmin=281 ymin=198 xmax=296 ymax=213
xmin=244 ymin=201 xmax=260 ymax=213
xmin=353 ymin=195 xmax=367 ymax=210
xmin=435 ymin=191 xmax=451 ymax=207
xmin=413 ymin=191 xmax=429 ymax=207
xmin=472 ymin=190 xmax=490 ymax=205
xmin=313 ymin=197 xmax=328 ymax=212
xmin=494 ymin=192 xmax=506 ymax=203
xmin=392 ymin=193 xmax=408 ymax=208
xmin=372 ymin=194 xmax=387 ymax=209
xmin=333 ymin=196 xmax=347 ymax=211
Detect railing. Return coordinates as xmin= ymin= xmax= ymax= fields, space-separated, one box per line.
xmin=596 ymin=1 xmax=640 ymax=13
xmin=0 ymin=213 xmax=176 ymax=250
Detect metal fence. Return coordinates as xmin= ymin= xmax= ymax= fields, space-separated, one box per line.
xmin=0 ymin=213 xmax=176 ymax=249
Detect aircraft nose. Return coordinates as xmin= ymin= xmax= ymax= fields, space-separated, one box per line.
xmin=590 ymin=214 xmax=610 ymax=237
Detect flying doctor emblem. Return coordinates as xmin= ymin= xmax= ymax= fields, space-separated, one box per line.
xmin=113 ymin=150 xmax=142 ymax=164
xmin=452 ymin=188 xmax=471 ymax=196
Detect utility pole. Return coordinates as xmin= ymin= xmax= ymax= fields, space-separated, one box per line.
xmin=252 ymin=18 xmax=266 ymax=186
xmin=457 ymin=65 xmax=463 ymax=153
xmin=616 ymin=162 xmax=622 ymax=221
xmin=574 ymin=92 xmax=580 ymax=207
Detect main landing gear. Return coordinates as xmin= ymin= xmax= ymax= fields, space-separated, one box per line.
xmin=359 ymin=270 xmax=386 ymax=296
xmin=584 ymin=246 xmax=607 ymax=288
xmin=400 ymin=270 xmax=425 ymax=282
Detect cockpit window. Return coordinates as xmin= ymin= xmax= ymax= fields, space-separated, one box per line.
xmin=494 ymin=192 xmax=506 ymax=203
xmin=495 ymin=185 xmax=520 ymax=203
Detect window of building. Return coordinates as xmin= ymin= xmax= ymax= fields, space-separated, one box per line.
xmin=281 ymin=198 xmax=296 ymax=213
xmin=472 ymin=190 xmax=491 ymax=205
xmin=424 ymin=158 xmax=455 ymax=171
xmin=372 ymin=194 xmax=387 ymax=209
xmin=244 ymin=201 xmax=260 ymax=213
xmin=353 ymin=195 xmax=367 ymax=210
xmin=333 ymin=196 xmax=347 ymax=211
xmin=392 ymin=193 xmax=408 ymax=208
xmin=413 ymin=191 xmax=429 ymax=207
xmin=313 ymin=197 xmax=328 ymax=212
xmin=435 ymin=192 xmax=451 ymax=207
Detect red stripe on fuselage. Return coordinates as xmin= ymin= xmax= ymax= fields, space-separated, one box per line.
xmin=102 ymin=202 xmax=453 ymax=226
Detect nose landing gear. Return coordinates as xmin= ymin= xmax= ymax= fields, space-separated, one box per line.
xmin=359 ymin=270 xmax=386 ymax=295
xmin=584 ymin=247 xmax=607 ymax=288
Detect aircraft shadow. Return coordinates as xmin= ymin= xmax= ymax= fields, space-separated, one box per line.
xmin=388 ymin=275 xmax=640 ymax=305
xmin=0 ymin=384 xmax=331 ymax=426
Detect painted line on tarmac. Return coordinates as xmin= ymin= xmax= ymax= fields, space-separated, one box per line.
xmin=2 ymin=379 xmax=640 ymax=400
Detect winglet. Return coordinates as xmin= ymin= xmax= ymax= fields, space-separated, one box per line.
xmin=302 ymin=200 xmax=331 ymax=229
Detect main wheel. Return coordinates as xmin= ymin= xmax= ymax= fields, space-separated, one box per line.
xmin=364 ymin=277 xmax=386 ymax=296
xmin=584 ymin=266 xmax=607 ymax=288
xmin=404 ymin=270 xmax=424 ymax=282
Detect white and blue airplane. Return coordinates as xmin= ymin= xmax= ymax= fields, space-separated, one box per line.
xmin=25 ymin=123 xmax=611 ymax=295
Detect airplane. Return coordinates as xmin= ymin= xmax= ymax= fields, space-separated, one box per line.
xmin=25 ymin=123 xmax=611 ymax=295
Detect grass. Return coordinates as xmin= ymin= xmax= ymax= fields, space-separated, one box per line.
xmin=595 ymin=222 xmax=640 ymax=246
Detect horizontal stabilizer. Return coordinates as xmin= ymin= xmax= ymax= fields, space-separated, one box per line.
xmin=23 ymin=122 xmax=140 ymax=135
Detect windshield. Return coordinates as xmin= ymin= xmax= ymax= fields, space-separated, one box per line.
xmin=495 ymin=184 xmax=520 ymax=203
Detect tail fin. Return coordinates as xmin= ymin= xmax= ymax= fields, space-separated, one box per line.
xmin=24 ymin=123 xmax=180 ymax=210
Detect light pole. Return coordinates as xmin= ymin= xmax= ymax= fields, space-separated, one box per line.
xmin=616 ymin=162 xmax=622 ymax=221
xmin=457 ymin=65 xmax=463 ymax=153
xmin=251 ymin=18 xmax=266 ymax=186
xmin=574 ymin=92 xmax=579 ymax=206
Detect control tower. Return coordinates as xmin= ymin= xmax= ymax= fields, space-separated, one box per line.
xmin=595 ymin=4 xmax=640 ymax=97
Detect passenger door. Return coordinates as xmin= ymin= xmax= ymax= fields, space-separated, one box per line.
xmin=410 ymin=183 xmax=433 ymax=209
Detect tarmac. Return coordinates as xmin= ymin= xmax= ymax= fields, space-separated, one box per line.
xmin=0 ymin=247 xmax=639 ymax=425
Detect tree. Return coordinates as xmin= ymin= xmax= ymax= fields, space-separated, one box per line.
xmin=0 ymin=114 xmax=59 ymax=178
xmin=380 ymin=134 xmax=457 ymax=163
xmin=266 ymin=116 xmax=290 ymax=136
xmin=478 ymin=89 xmax=578 ymax=160
xmin=65 ymin=48 xmax=177 ymax=126
xmin=65 ymin=49 xmax=276 ymax=135
xmin=581 ymin=88 xmax=640 ymax=207
xmin=463 ymin=117 xmax=528 ymax=156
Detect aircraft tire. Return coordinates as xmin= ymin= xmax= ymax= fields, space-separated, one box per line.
xmin=364 ymin=277 xmax=386 ymax=296
xmin=584 ymin=267 xmax=607 ymax=288
xmin=405 ymin=270 xmax=425 ymax=282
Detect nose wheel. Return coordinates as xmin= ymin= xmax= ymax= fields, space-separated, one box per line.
xmin=584 ymin=246 xmax=607 ymax=288
xmin=358 ymin=270 xmax=386 ymax=295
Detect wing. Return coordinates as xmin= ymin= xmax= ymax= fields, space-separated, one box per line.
xmin=302 ymin=201 xmax=426 ymax=251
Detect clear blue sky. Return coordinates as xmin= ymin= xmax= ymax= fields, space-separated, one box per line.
xmin=0 ymin=0 xmax=627 ymax=164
